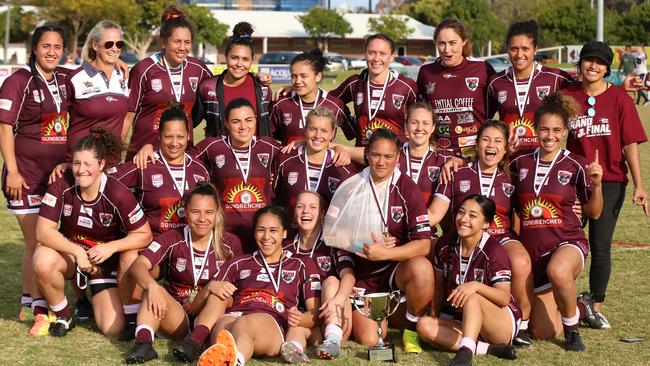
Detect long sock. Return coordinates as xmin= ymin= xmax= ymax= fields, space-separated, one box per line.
xmin=236 ymin=351 xmax=246 ymax=366
xmin=324 ymin=324 xmax=343 ymax=343
xmin=289 ymin=341 xmax=304 ymax=352
xmin=458 ymin=337 xmax=476 ymax=354
xmin=519 ymin=319 xmax=529 ymax=330
xmin=475 ymin=341 xmax=489 ymax=355
xmin=577 ymin=302 xmax=587 ymax=319
xmin=561 ymin=306 xmax=580 ymax=332
xmin=21 ymin=294 xmax=32 ymax=307
xmin=405 ymin=310 xmax=420 ymax=330
xmin=123 ymin=303 xmax=140 ymax=323
xmin=135 ymin=324 xmax=154 ymax=344
xmin=188 ymin=325 xmax=210 ymax=347
xmin=32 ymin=298 xmax=48 ymax=316
xmin=50 ymin=298 xmax=72 ymax=319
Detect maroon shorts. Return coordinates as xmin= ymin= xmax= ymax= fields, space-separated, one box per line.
xmin=532 ymin=239 xmax=589 ymax=293
xmin=492 ymin=230 xmax=520 ymax=245
xmin=441 ymin=301 xmax=521 ymax=344
xmin=2 ymin=181 xmax=47 ymax=214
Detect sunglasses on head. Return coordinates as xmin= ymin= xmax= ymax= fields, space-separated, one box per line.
xmin=587 ymin=96 xmax=596 ymax=117
xmin=103 ymin=41 xmax=125 ymax=50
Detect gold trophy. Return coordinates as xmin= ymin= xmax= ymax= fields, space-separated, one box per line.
xmin=353 ymin=291 xmax=401 ymax=361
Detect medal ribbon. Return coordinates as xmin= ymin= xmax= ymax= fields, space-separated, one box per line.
xmin=369 ymin=173 xmax=393 ymax=234
xmin=159 ymin=149 xmax=187 ymax=197
xmin=404 ymin=142 xmax=433 ymax=183
xmin=162 ymin=54 xmax=184 ymax=102
xmin=227 ymin=136 xmax=252 ymax=183
xmin=298 ymin=89 xmax=320 ymax=128
xmin=511 ymin=62 xmax=536 ymax=118
xmin=185 ymin=226 xmax=213 ymax=289
xmin=533 ymin=148 xmax=562 ymax=197
xmin=35 ymin=65 xmax=61 ymax=113
xmin=477 ymin=161 xmax=498 ymax=197
xmin=260 ymin=251 xmax=284 ymax=295
xmin=303 ymin=146 xmax=329 ymax=192
xmin=366 ymin=71 xmax=390 ymax=122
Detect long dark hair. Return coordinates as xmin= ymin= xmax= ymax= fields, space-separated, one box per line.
xmin=225 ymin=22 xmax=254 ymax=57
xmin=253 ymin=205 xmax=289 ymax=231
xmin=506 ymin=20 xmax=539 ymax=48
xmin=29 ymin=25 xmax=65 ymax=118
xmin=160 ymin=4 xmax=194 ymax=42
xmin=72 ymin=127 xmax=123 ymax=169
xmin=476 ymin=120 xmax=510 ymax=176
xmin=434 ymin=18 xmax=472 ymax=58
xmin=291 ymin=48 xmax=327 ymax=75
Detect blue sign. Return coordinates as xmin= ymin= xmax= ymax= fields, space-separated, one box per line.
xmin=258 ymin=65 xmax=292 ymax=83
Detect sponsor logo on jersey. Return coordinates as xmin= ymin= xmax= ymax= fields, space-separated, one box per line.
xmin=194 ymin=174 xmax=206 ymax=183
xmin=437 ymin=137 xmax=451 ymax=149
xmin=391 ymin=206 xmax=404 ymax=222
xmin=498 ymin=90 xmax=507 ymax=104
xmin=465 ymin=77 xmax=479 ymax=91
xmin=442 ymin=73 xmax=456 ymax=79
xmin=328 ymin=177 xmax=340 ymax=193
xmin=511 ymin=118 xmax=537 ymax=145
xmin=519 ymin=168 xmax=529 ymax=181
xmin=151 ymin=78 xmax=162 ymax=92
xmin=474 ymin=268 xmax=484 ymax=283
xmin=9 ymin=199 xmax=23 ymax=206
xmin=105 ymin=96 xmax=118 ymax=103
xmin=317 ymin=256 xmax=332 ymax=272
xmin=151 ymin=174 xmax=163 ymax=187
xmin=557 ymin=170 xmax=572 ymax=185
xmin=189 ymin=77 xmax=198 ymax=92
xmin=256 ymin=273 xmax=270 ymax=282
xmin=99 ymin=213 xmax=113 ymax=227
xmin=215 ymin=154 xmax=225 ymax=168
xmin=502 ymin=183 xmax=515 ymax=197
xmin=523 ymin=197 xmax=560 ymax=225
xmin=240 ymin=269 xmax=251 ymax=279
xmin=392 ymin=94 xmax=405 ymax=109
xmin=287 ymin=172 xmax=298 ymax=185
xmin=455 ymin=125 xmax=478 ymax=135
xmin=161 ymin=198 xmax=184 ymax=230
xmin=536 ymin=86 xmax=550 ymax=100
xmin=436 ymin=115 xmax=451 ymax=125
xmin=176 ymin=258 xmax=186 ymax=272
xmin=63 ymin=204 xmax=73 ymax=216
xmin=437 ymin=124 xmax=450 ymax=137
xmin=457 ymin=112 xmax=475 ymax=125
xmin=426 ymin=82 xmax=436 ymax=95
xmin=257 ymin=153 xmax=270 ymax=167
xmin=282 ymin=270 xmax=297 ymax=283
xmin=0 ymin=98 xmax=12 ymax=111
xmin=77 ymin=216 xmax=93 ymax=229
xmin=33 ymin=90 xmax=41 ymax=103
xmin=283 ymin=113 xmax=292 ymax=126
xmin=148 ymin=241 xmax=161 ymax=253
xmin=428 ymin=166 xmax=441 ymax=182
xmin=225 ymin=181 xmax=265 ymax=210
xmin=459 ymin=180 xmax=471 ymax=193
xmin=41 ymin=193 xmax=55 ymax=207
xmin=362 ymin=119 xmax=392 ymax=141
xmin=356 ymin=92 xmax=364 ymax=105
xmin=40 ymin=113 xmax=68 ymax=144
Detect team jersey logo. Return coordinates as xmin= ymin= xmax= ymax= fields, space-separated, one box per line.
xmin=189 ymin=77 xmax=198 ymax=92
xmin=317 ymin=256 xmax=332 ymax=272
xmin=40 ymin=113 xmax=68 ymax=144
xmin=437 ymin=137 xmax=451 ymax=149
xmin=557 ymin=170 xmax=572 ymax=185
xmin=194 ymin=174 xmax=206 ymax=183
xmin=29 ymin=194 xmax=44 ymax=207
xmin=226 ymin=182 xmax=264 ymax=205
xmin=63 ymin=204 xmax=73 ymax=217
xmin=474 ymin=268 xmax=484 ymax=283
xmin=428 ymin=166 xmax=441 ymax=182
xmin=518 ymin=168 xmax=529 ymax=182
xmin=176 ymin=258 xmax=187 ymax=272
xmin=502 ymin=183 xmax=515 ymax=197
xmin=287 ymin=172 xmax=298 ymax=186
xmin=356 ymin=92 xmax=364 ymax=105
xmin=283 ymin=113 xmax=292 ymax=126
xmin=257 ymin=153 xmax=270 ymax=167
xmin=215 ymin=154 xmax=225 ymax=168
xmin=459 ymin=180 xmax=471 ymax=193
xmin=99 ymin=213 xmax=113 ymax=227
xmin=239 ymin=269 xmax=251 ymax=279
xmin=151 ymin=174 xmax=163 ymax=187
xmin=33 ymin=90 xmax=41 ymax=103
xmin=426 ymin=82 xmax=436 ymax=95
xmin=391 ymin=206 xmax=404 ymax=222
xmin=328 ymin=177 xmax=340 ymax=193
xmin=151 ymin=79 xmax=163 ymax=92
xmin=58 ymin=85 xmax=67 ymax=99
xmin=281 ymin=270 xmax=296 ymax=283
xmin=363 ymin=119 xmax=392 ymax=140
xmin=524 ymin=197 xmax=559 ymax=219
xmin=536 ymin=86 xmax=551 ymax=100
xmin=498 ymin=90 xmax=507 ymax=104
xmin=261 ymin=87 xmax=269 ymax=100
xmin=492 ymin=215 xmax=504 ymax=229
xmin=161 ymin=198 xmax=184 ymax=230
xmin=465 ymin=77 xmax=479 ymax=92
xmin=392 ymin=94 xmax=405 ymax=109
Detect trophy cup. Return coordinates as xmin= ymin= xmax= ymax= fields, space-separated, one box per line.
xmin=353 ymin=291 xmax=401 ymax=361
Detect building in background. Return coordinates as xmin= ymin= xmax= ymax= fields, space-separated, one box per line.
xmin=182 ymin=0 xmax=325 ymax=11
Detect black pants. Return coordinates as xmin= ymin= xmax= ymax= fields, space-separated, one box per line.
xmin=636 ymin=74 xmax=649 ymax=104
xmin=588 ymin=182 xmax=626 ymax=303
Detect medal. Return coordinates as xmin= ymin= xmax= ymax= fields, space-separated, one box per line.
xmin=187 ymin=287 xmax=198 ymax=304
xmin=185 ymin=226 xmax=213 ymax=303
xmin=260 ymin=251 xmax=285 ymax=314
xmin=369 ymin=170 xmax=394 ymax=236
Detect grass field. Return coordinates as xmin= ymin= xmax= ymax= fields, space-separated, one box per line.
xmin=0 ymin=79 xmax=649 ymax=365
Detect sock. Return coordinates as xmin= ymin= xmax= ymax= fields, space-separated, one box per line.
xmin=561 ymin=306 xmax=580 ymax=332
xmin=324 ymin=324 xmax=343 ymax=343
xmin=32 ymin=298 xmax=48 ymax=316
xmin=188 ymin=325 xmax=210 ymax=347
xmin=519 ymin=319 xmax=529 ymax=330
xmin=135 ymin=324 xmax=154 ymax=344
xmin=577 ymin=301 xmax=587 ymax=319
xmin=236 ymin=351 xmax=246 ymax=366
xmin=458 ymin=337 xmax=476 ymax=354
xmin=405 ymin=310 xmax=420 ymax=330
xmin=289 ymin=340 xmax=304 ymax=352
xmin=475 ymin=341 xmax=489 ymax=355
xmin=123 ymin=303 xmax=140 ymax=323
xmin=50 ymin=298 xmax=72 ymax=319
xmin=21 ymin=294 xmax=32 ymax=307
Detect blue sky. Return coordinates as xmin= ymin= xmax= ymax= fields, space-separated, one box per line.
xmin=330 ymin=0 xmax=372 ymax=10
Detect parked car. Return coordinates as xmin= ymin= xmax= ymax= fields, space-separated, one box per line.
xmin=349 ymin=57 xmax=367 ymax=69
xmin=394 ymin=56 xmax=423 ymax=66
xmin=197 ymin=55 xmax=214 ymax=65
xmin=324 ymin=52 xmax=349 ymax=71
xmin=259 ymin=51 xmax=300 ymax=65
xmin=484 ymin=57 xmax=510 ymax=73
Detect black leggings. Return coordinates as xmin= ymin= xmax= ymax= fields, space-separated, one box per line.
xmin=588 ymin=182 xmax=626 ymax=303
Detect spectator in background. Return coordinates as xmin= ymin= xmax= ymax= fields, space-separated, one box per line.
xmin=617 ymin=45 xmax=635 ymax=77
xmin=634 ymin=45 xmax=648 ymax=106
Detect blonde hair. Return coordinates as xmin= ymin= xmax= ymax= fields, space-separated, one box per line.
xmin=185 ymin=182 xmax=230 ymax=261
xmin=81 ymin=20 xmax=122 ymax=62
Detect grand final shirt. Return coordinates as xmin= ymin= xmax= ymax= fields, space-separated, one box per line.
xmin=435 ymin=163 xmax=515 ymax=240
xmin=487 ymin=65 xmax=572 ymax=152
xmin=331 ymin=70 xmax=418 ymax=146
xmin=270 ymin=89 xmax=355 ymax=145
xmin=0 ymin=67 xmax=68 ymax=186
xmin=510 ymin=149 xmax=592 ymax=259
xmin=562 ymin=83 xmax=648 ymax=183
xmin=214 ymin=251 xmax=320 ymax=331
xmin=65 ymin=61 xmax=128 ymax=159
xmin=141 ymin=225 xmax=243 ymax=303
xmin=417 ymin=58 xmax=495 ymax=157
xmin=397 ymin=144 xmax=450 ymax=206
xmin=127 ymin=54 xmax=212 ymax=159
xmin=110 ymin=152 xmax=210 ymax=236
xmin=194 ymin=136 xmax=280 ymax=251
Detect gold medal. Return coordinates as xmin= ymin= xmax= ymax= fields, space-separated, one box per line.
xmin=187 ymin=287 xmax=198 ymax=304
xmin=382 ymin=231 xmax=392 ymax=238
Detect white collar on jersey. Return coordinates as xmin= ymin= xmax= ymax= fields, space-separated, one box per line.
xmin=99 ymin=172 xmax=108 ymax=193
xmin=456 ymin=231 xmax=490 ymax=252
xmin=291 ymin=88 xmax=328 ymax=103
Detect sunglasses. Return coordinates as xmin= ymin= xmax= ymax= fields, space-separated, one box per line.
xmin=103 ymin=41 xmax=125 ymax=50
xmin=587 ymin=96 xmax=596 ymax=117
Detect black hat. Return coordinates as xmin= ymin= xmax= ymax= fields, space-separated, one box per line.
xmin=579 ymin=41 xmax=614 ymax=66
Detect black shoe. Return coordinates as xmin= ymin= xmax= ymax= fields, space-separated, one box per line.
xmin=173 ymin=339 xmax=202 ymax=363
xmin=74 ymin=296 xmax=93 ymax=320
xmin=126 ymin=342 xmax=158 ymax=364
xmin=119 ymin=321 xmax=137 ymax=342
xmin=577 ymin=292 xmax=603 ymax=329
xmin=49 ymin=317 xmax=75 ymax=337
xmin=487 ymin=344 xmax=517 ymax=360
xmin=449 ymin=346 xmax=473 ymax=366
xmin=513 ymin=328 xmax=532 ymax=348
xmin=564 ymin=329 xmax=586 ymax=352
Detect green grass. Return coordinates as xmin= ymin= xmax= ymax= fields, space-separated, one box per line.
xmin=0 ymin=76 xmax=649 ymax=365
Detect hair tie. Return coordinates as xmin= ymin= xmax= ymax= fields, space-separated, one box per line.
xmin=231 ymin=34 xmax=253 ymax=44
xmin=165 ymin=13 xmax=182 ymax=21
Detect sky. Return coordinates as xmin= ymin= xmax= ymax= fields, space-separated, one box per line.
xmin=329 ymin=0 xmax=373 ymax=10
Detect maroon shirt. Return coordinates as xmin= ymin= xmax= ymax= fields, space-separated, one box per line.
xmin=283 ymin=231 xmax=337 ymax=280
xmin=66 ymin=61 xmax=128 ymax=160
xmin=562 ymin=83 xmax=648 ymax=183
xmin=273 ymin=146 xmax=357 ymax=209
xmin=333 ymin=168 xmax=431 ymax=283
xmin=417 ymin=58 xmax=495 ymax=157
xmin=510 ymin=149 xmax=592 ymax=260
xmin=487 ymin=65 xmax=572 ymax=152
xmin=0 ymin=67 xmax=69 ymax=187
xmin=141 ymin=226 xmax=243 ymax=303
xmin=331 ymin=71 xmax=417 ymax=146
xmin=435 ymin=163 xmax=515 ymax=240
xmin=110 ymin=153 xmax=210 ymax=236
xmin=195 ymin=136 xmax=280 ymax=251
xmin=127 ymin=54 xmax=211 ymax=159
xmin=215 ymin=251 xmax=319 ymax=331
xmin=433 ymin=232 xmax=515 ymax=317
xmin=270 ymin=89 xmax=354 ymax=144
xmin=397 ymin=144 xmax=450 ymax=206
xmin=223 ymin=75 xmax=257 ymax=114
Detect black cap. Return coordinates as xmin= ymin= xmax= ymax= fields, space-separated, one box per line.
xmin=579 ymin=41 xmax=613 ymax=66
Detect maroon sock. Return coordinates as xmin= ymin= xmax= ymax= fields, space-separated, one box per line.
xmin=54 ymin=305 xmax=72 ymax=319
xmin=563 ymin=322 xmax=579 ymax=332
xmin=124 ymin=312 xmax=137 ymax=324
xmin=188 ymin=325 xmax=210 ymax=347
xmin=577 ymin=302 xmax=587 ymax=319
xmin=32 ymin=298 xmax=48 ymax=316
xmin=135 ymin=327 xmax=153 ymax=344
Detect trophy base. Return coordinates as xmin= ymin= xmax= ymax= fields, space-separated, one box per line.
xmin=368 ymin=344 xmax=396 ymax=362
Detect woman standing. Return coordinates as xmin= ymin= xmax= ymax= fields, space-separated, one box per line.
xmin=561 ymin=41 xmax=648 ymax=329
xmin=331 ymin=34 xmax=418 ymax=146
xmin=417 ymin=18 xmax=495 ymax=158
xmin=123 ymin=5 xmax=211 ymax=160
xmin=194 ymin=22 xmax=273 ymax=138
xmin=32 ymin=129 xmax=152 ymax=337
xmin=0 ymin=24 xmax=68 ymax=325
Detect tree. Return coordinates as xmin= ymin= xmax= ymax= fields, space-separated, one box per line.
xmin=490 ymin=0 xmax=543 ymax=28
xmin=0 ymin=6 xmax=37 ymax=43
xmin=614 ymin=2 xmax=650 ymax=44
xmin=368 ymin=15 xmax=414 ymax=44
xmin=442 ymin=0 xmax=505 ymax=56
xmin=535 ymin=0 xmax=595 ymax=46
xmin=298 ymin=8 xmax=352 ymax=52
xmin=375 ymin=0 xmax=406 ymax=14
xmin=400 ymin=0 xmax=450 ymax=26
xmin=176 ymin=3 xmax=228 ymax=57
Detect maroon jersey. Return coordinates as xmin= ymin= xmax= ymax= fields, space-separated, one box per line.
xmin=397 ymin=144 xmax=450 ymax=206
xmin=110 ymin=152 xmax=210 ymax=236
xmin=66 ymin=61 xmax=128 ymax=160
xmin=283 ymin=231 xmax=336 ymax=280
xmin=510 ymin=149 xmax=592 ymax=260
xmin=433 ymin=232 xmax=516 ymax=318
xmin=215 ymin=251 xmax=320 ymax=332
xmin=141 ymin=226 xmax=243 ymax=303
xmin=270 ymin=89 xmax=354 ymax=144
xmin=562 ymin=83 xmax=648 ymax=183
xmin=331 ymin=70 xmax=417 ymax=146
xmin=126 ymin=54 xmax=211 ymax=159
xmin=487 ymin=65 xmax=572 ymax=152
xmin=273 ymin=146 xmax=357 ymax=209
xmin=38 ymin=172 xmax=147 ymax=268
xmin=0 ymin=67 xmax=69 ymax=192
xmin=334 ymin=168 xmax=431 ymax=287
xmin=417 ymin=58 xmax=495 ymax=157
xmin=195 ymin=136 xmax=280 ymax=251
xmin=435 ymin=163 xmax=515 ymax=240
